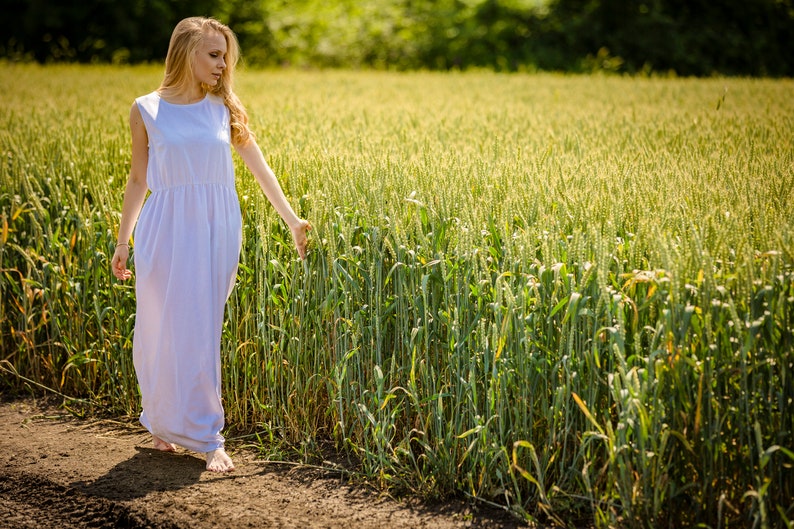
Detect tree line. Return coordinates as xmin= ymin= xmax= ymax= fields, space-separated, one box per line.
xmin=3 ymin=0 xmax=793 ymax=76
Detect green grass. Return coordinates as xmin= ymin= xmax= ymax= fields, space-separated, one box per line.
xmin=1 ymin=63 xmax=793 ymax=528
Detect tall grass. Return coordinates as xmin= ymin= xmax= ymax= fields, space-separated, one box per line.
xmin=1 ymin=64 xmax=792 ymax=528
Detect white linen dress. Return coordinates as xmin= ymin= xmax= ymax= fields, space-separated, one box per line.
xmin=132 ymin=91 xmax=242 ymax=453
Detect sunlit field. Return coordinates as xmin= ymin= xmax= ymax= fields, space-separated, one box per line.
xmin=1 ymin=64 xmax=792 ymax=528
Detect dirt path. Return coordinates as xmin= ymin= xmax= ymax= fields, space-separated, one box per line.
xmin=0 ymin=397 xmax=528 ymax=529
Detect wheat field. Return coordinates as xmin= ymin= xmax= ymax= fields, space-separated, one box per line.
xmin=1 ymin=64 xmax=792 ymax=527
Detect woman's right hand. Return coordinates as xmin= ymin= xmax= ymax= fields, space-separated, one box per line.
xmin=111 ymin=245 xmax=133 ymax=281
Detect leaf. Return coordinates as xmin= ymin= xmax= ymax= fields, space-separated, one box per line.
xmin=571 ymin=392 xmax=604 ymax=435
xmin=549 ymin=295 xmax=569 ymax=319
xmin=457 ymin=425 xmax=483 ymax=439
xmin=668 ymin=430 xmax=695 ymax=454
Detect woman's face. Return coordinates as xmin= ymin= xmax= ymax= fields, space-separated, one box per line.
xmin=193 ymin=30 xmax=227 ymax=87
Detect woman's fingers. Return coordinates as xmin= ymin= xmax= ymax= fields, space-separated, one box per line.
xmin=111 ymin=251 xmax=132 ymax=280
xmin=291 ymin=220 xmax=311 ymax=260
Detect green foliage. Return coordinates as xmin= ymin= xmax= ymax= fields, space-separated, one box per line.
xmin=1 ymin=0 xmax=214 ymax=63
xmin=2 ymin=65 xmax=793 ymax=527
xmin=3 ymin=0 xmax=793 ymax=75
xmin=534 ymin=0 xmax=794 ymax=75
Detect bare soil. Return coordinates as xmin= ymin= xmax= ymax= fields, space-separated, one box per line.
xmin=0 ymin=397 xmax=531 ymax=529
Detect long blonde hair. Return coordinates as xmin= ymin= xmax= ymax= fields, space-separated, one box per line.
xmin=160 ymin=17 xmax=254 ymax=146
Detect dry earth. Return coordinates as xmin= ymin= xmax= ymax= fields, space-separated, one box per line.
xmin=0 ymin=397 xmax=532 ymax=529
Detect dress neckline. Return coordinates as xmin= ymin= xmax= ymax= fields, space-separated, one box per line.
xmin=157 ymin=92 xmax=209 ymax=107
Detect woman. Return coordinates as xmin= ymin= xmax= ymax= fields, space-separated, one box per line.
xmin=111 ymin=17 xmax=310 ymax=473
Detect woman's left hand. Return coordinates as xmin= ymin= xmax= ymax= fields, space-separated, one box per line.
xmin=290 ymin=219 xmax=311 ymax=260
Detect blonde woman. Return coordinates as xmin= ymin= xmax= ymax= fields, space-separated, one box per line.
xmin=111 ymin=17 xmax=310 ymax=472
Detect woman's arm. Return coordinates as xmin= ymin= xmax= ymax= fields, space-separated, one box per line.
xmin=111 ymin=102 xmax=150 ymax=281
xmin=234 ymin=140 xmax=310 ymax=259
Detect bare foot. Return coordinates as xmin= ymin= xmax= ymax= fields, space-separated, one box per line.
xmin=152 ymin=435 xmax=176 ymax=452
xmin=206 ymin=448 xmax=235 ymax=472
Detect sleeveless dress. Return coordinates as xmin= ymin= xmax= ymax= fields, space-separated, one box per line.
xmin=132 ymin=91 xmax=242 ymax=453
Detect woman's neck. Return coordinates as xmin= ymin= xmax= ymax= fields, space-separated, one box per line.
xmin=158 ymin=84 xmax=206 ymax=105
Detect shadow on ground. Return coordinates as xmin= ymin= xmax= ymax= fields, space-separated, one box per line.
xmin=71 ymin=447 xmax=207 ymax=500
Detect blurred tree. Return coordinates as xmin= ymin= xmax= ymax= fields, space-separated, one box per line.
xmin=535 ymin=0 xmax=794 ymax=75
xmin=1 ymin=0 xmax=792 ymax=75
xmin=213 ymin=0 xmax=275 ymax=66
xmin=2 ymin=0 xmax=219 ymax=63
